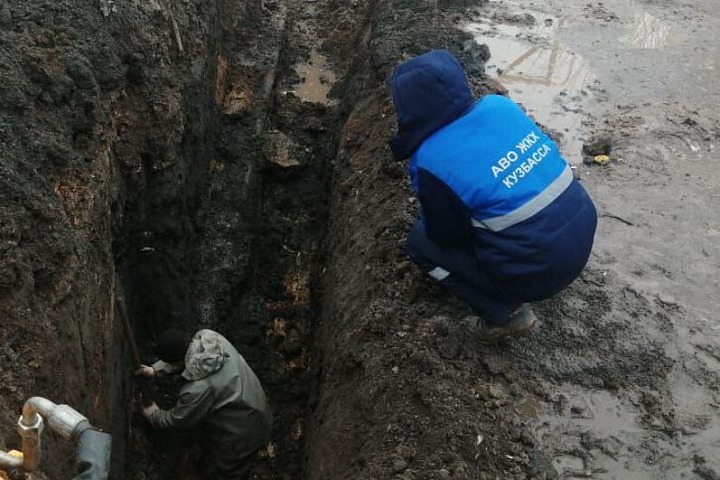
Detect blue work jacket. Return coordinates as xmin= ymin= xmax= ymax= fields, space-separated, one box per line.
xmin=390 ymin=50 xmax=597 ymax=301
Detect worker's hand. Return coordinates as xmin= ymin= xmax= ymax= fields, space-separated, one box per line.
xmin=135 ymin=365 xmax=155 ymax=377
xmin=142 ymin=402 xmax=159 ymax=419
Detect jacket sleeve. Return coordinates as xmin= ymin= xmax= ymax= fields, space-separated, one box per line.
xmin=416 ymin=167 xmax=474 ymax=248
xmin=148 ymin=382 xmax=215 ymax=429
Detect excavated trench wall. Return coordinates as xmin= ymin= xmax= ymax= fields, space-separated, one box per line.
xmin=307 ymin=1 xmax=493 ymax=478
xmin=1 ymin=0 xmax=489 ymax=478
xmin=0 ymin=0 xmax=223 ymax=477
xmin=2 ymin=0 xmax=333 ymax=477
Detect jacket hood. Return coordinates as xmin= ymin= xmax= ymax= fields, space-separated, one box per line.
xmin=389 ymin=50 xmax=473 ymax=160
xmin=181 ymin=329 xmax=230 ymax=381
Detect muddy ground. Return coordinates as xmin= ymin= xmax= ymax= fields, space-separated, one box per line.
xmin=1 ymin=0 xmax=719 ymax=479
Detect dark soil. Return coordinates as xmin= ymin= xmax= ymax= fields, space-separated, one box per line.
xmin=3 ymin=0 xmax=720 ymax=479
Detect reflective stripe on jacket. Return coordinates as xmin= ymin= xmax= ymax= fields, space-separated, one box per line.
xmin=411 ymin=94 xmax=572 ymax=232
xmin=391 ymin=50 xmax=597 ymax=296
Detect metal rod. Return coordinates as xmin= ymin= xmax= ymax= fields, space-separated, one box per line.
xmin=116 ymin=297 xmax=142 ymax=369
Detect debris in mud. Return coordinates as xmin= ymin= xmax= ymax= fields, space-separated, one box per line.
xmin=492 ymin=12 xmax=536 ymax=26
xmin=582 ymin=136 xmax=613 ymax=165
xmin=583 ymin=3 xmax=618 ymax=23
xmin=99 ymin=0 xmax=118 ymax=17
xmin=592 ymin=154 xmax=611 ymax=165
xmin=474 ymin=383 xmax=505 ymax=401
xmin=264 ymin=131 xmax=303 ymax=169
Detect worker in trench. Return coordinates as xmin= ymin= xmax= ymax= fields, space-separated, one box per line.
xmin=135 ymin=328 xmax=272 ymax=479
xmin=389 ymin=50 xmax=598 ymax=341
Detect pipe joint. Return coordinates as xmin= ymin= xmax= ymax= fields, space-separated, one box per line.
xmin=10 ymin=397 xmax=110 ymax=477
xmin=21 ymin=397 xmax=88 ymax=439
xmin=16 ymin=412 xmax=44 ymax=436
xmin=16 ymin=412 xmax=43 ymax=472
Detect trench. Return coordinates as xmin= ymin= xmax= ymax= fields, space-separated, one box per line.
xmin=104 ymin=0 xmax=499 ymax=474
xmin=114 ymin=0 xmax=341 ymax=478
xmin=0 ymin=0 xmax=500 ymax=477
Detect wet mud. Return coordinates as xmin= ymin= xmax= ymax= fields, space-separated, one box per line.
xmin=1 ymin=0 xmax=720 ymax=479
xmin=459 ymin=0 xmax=720 ymax=478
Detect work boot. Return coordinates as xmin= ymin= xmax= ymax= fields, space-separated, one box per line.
xmin=473 ymin=305 xmax=538 ymax=342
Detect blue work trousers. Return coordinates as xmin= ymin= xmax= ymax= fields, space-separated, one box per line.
xmin=406 ymin=220 xmax=520 ymax=325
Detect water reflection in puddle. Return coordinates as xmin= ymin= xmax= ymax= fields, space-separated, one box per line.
xmin=293 ymin=50 xmax=337 ymax=106
xmin=464 ymin=14 xmax=594 ymax=162
xmin=623 ymin=12 xmax=684 ymax=49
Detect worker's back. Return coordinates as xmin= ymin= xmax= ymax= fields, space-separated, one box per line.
xmin=181 ymin=329 xmax=272 ymax=456
xmin=412 ymin=94 xmax=597 ymax=298
xmin=390 ymin=50 xmax=596 ymax=303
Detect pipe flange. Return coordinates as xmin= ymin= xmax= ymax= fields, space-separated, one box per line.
xmin=17 ymin=414 xmax=44 ymax=436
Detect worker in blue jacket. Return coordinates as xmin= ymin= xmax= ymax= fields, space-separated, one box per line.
xmin=390 ymin=50 xmax=597 ymax=341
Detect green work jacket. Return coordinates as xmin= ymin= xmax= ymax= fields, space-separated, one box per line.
xmin=149 ymin=329 xmax=272 ymax=457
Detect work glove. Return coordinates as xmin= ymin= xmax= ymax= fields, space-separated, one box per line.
xmin=141 ymin=402 xmax=160 ymax=419
xmin=134 ymin=365 xmax=155 ymax=377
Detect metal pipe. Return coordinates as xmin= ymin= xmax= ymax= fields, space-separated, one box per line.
xmin=21 ymin=397 xmax=90 ymax=439
xmin=20 ymin=397 xmax=55 ymax=427
xmin=10 ymin=396 xmax=111 ymax=478
xmin=17 ymin=397 xmax=91 ymax=472
xmin=71 ymin=429 xmax=112 ymax=480
xmin=16 ymin=403 xmax=44 ymax=472
xmin=0 ymin=450 xmax=23 ymax=469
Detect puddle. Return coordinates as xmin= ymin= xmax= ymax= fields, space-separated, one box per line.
xmin=464 ymin=11 xmax=594 ymax=162
xmin=293 ymin=50 xmax=337 ymax=106
xmin=529 ymin=387 xmax=649 ymax=476
xmin=622 ymin=12 xmax=684 ymax=49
